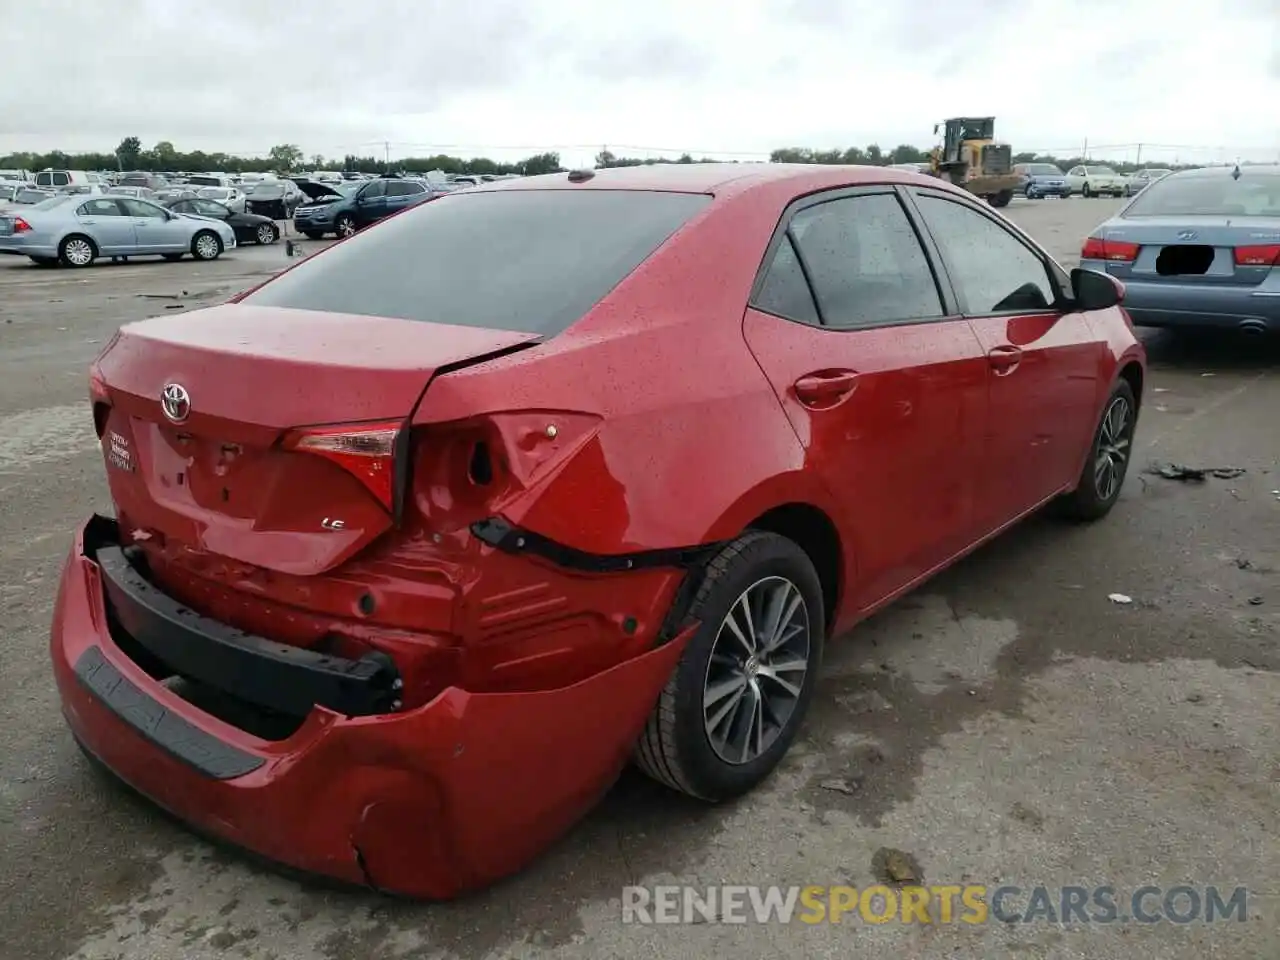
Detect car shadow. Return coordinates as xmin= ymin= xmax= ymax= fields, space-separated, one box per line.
xmin=1140 ymin=326 xmax=1280 ymax=371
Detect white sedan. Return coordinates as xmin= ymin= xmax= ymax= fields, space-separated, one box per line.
xmin=196 ymin=186 xmax=246 ymax=213
xmin=1064 ymin=164 xmax=1128 ymax=198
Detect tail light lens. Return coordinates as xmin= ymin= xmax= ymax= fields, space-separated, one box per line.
xmin=89 ymin=368 xmax=111 ymax=438
xmin=11 ymin=217 xmax=31 ymax=234
xmin=1233 ymin=244 xmax=1280 ymax=267
xmin=1081 ymin=237 xmax=1139 ymax=262
xmin=284 ymin=421 xmax=401 ymax=511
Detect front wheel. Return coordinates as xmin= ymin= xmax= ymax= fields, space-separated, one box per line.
xmin=988 ymin=190 xmax=1013 ymax=208
xmin=634 ymin=530 xmax=825 ymax=801
xmin=335 ymin=214 xmax=357 ymax=238
xmin=255 ymin=223 xmax=279 ymax=244
xmin=1056 ymin=380 xmax=1137 ymax=522
xmin=1082 ymin=183 xmax=1094 ymax=198
xmin=191 ymin=230 xmax=223 ymax=261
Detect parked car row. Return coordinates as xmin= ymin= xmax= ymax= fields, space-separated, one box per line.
xmin=1012 ymin=163 xmax=1175 ymax=200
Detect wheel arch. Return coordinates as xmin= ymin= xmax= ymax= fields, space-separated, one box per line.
xmin=1118 ymin=360 xmax=1143 ymax=411
xmin=744 ymin=502 xmax=843 ymax=636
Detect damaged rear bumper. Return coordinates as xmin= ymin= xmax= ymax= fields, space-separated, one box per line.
xmin=51 ymin=515 xmax=692 ymax=898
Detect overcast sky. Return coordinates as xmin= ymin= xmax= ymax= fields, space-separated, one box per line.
xmin=3 ymin=0 xmax=1278 ymax=167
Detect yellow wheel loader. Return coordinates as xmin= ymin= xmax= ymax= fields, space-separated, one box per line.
xmin=928 ymin=117 xmax=1022 ymax=208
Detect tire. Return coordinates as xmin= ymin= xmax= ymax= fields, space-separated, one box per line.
xmin=255 ymin=223 xmax=278 ymax=245
xmin=303 ymin=231 xmax=323 ymax=240
xmin=162 ymin=253 xmax=183 ymax=262
xmin=335 ymin=214 xmax=357 ymax=239
xmin=1024 ymin=185 xmax=1037 ymax=199
xmin=191 ymin=230 xmax=222 ymax=261
xmin=58 ymin=234 xmax=97 ymax=268
xmin=989 ymin=190 xmax=1013 ymax=208
xmin=634 ymin=530 xmax=825 ymax=801
xmin=1056 ymin=380 xmax=1138 ymax=522
xmin=1082 ymin=183 xmax=1093 ymax=198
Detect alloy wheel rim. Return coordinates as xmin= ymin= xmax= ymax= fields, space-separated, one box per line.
xmin=66 ymin=239 xmax=92 ymax=265
xmin=1094 ymin=396 xmax=1132 ymax=500
xmin=196 ymin=235 xmax=218 ymax=258
xmin=257 ymin=224 xmax=274 ymax=243
xmin=338 ymin=219 xmax=355 ymax=237
xmin=702 ymin=575 xmax=810 ymax=765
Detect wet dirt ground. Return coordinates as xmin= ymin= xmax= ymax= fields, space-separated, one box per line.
xmin=0 ymin=200 xmax=1276 ymax=960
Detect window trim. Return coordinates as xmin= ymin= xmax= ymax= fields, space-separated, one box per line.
xmin=747 ymin=184 xmax=961 ymax=331
xmin=904 ymin=186 xmax=1068 ymax=316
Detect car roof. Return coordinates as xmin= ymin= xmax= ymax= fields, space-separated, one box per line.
xmin=470 ymin=162 xmax=944 ymax=199
xmin=1171 ymin=163 xmax=1280 ymax=179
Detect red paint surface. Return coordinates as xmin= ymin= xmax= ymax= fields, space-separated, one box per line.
xmin=53 ymin=163 xmax=1144 ymax=896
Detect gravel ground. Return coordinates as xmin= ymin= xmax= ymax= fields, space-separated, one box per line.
xmin=0 ymin=198 xmax=1276 ymax=960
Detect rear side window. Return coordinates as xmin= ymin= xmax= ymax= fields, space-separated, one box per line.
xmin=244 ymin=190 xmax=712 ymax=336
xmin=787 ymin=193 xmax=944 ymax=328
xmin=754 ymin=236 xmax=819 ymax=325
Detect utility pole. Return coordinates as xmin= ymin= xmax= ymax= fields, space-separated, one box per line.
xmin=1135 ymin=143 xmax=1142 ymax=165
xmin=1082 ymin=137 xmax=1088 ymax=160
xmin=384 ymin=141 xmax=390 ymax=168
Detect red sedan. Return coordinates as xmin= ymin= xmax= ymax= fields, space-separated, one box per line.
xmin=52 ymin=163 xmax=1145 ymax=898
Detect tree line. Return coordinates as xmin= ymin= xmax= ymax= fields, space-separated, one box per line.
xmin=0 ymin=136 xmax=1194 ymax=177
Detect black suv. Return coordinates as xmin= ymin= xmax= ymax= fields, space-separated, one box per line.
xmin=292 ymin=176 xmax=440 ymax=239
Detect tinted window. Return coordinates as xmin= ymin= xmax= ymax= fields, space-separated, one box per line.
xmin=244 ymin=190 xmax=710 ymax=335
xmin=787 ymin=193 xmax=943 ymax=328
xmin=118 ymin=198 xmax=167 ymax=218
xmin=360 ymin=180 xmax=387 ymax=199
xmin=53 ymin=172 xmax=70 ymax=186
xmin=193 ymin=200 xmax=229 ymax=217
xmin=79 ymin=199 xmax=122 ymax=216
xmin=386 ymin=181 xmax=425 ymax=197
xmin=1124 ymin=171 xmax=1280 ymax=218
xmin=915 ymin=195 xmax=1055 ymax=314
xmin=754 ymin=235 xmax=819 ymax=325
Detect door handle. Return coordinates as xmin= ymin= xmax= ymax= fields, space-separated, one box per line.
xmin=987 ymin=345 xmax=1022 ymax=375
xmin=794 ymin=370 xmax=859 ymax=407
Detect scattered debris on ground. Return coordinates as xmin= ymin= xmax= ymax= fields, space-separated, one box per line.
xmin=1108 ymin=593 xmax=1133 ymax=604
xmin=1146 ymin=462 xmax=1247 ymax=482
xmin=872 ymin=847 xmax=922 ymax=886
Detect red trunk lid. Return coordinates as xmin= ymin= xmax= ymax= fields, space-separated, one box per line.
xmin=94 ymin=304 xmax=538 ymax=575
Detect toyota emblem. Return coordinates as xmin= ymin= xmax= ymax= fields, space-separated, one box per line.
xmin=160 ymin=383 xmax=191 ymax=423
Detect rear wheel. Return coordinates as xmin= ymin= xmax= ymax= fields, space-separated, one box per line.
xmin=1057 ymin=380 xmax=1137 ymax=521
xmin=191 ymin=230 xmax=222 ymax=261
xmin=989 ymin=190 xmax=1013 ymax=208
xmin=58 ymin=234 xmax=97 ymax=268
xmin=1083 ymin=182 xmax=1094 ymax=198
xmin=335 ymin=214 xmax=357 ymax=238
xmin=634 ymin=531 xmax=824 ymax=801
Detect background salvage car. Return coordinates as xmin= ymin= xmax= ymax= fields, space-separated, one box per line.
xmin=0 ymin=194 xmax=236 ymax=266
xmin=162 ymin=196 xmax=280 ymax=245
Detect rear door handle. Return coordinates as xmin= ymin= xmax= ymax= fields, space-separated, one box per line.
xmin=987 ymin=345 xmax=1023 ymax=375
xmin=794 ymin=370 xmax=859 ymax=407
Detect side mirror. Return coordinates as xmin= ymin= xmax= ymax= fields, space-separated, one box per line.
xmin=1071 ymin=267 xmax=1124 ymax=310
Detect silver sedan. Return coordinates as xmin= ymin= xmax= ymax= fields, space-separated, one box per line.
xmin=0 ymin=194 xmax=236 ymax=267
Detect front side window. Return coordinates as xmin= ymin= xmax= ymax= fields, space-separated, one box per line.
xmin=118 ymin=198 xmax=168 ymax=219
xmin=915 ymin=194 xmax=1056 ymax=314
xmin=786 ymin=193 xmax=943 ymax=328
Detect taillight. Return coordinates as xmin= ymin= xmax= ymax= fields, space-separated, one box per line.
xmin=11 ymin=217 xmax=31 ymax=234
xmin=1081 ymin=236 xmax=1139 ymax=262
xmin=1233 ymin=244 xmax=1280 ymax=267
xmin=284 ymin=421 xmax=401 ymax=512
xmin=89 ymin=368 xmax=111 ymax=438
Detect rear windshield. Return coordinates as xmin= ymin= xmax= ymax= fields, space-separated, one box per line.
xmin=243 ymin=189 xmax=712 ymax=335
xmin=1124 ymin=171 xmax=1280 ymax=217
xmin=1026 ymin=164 xmax=1062 ymax=175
